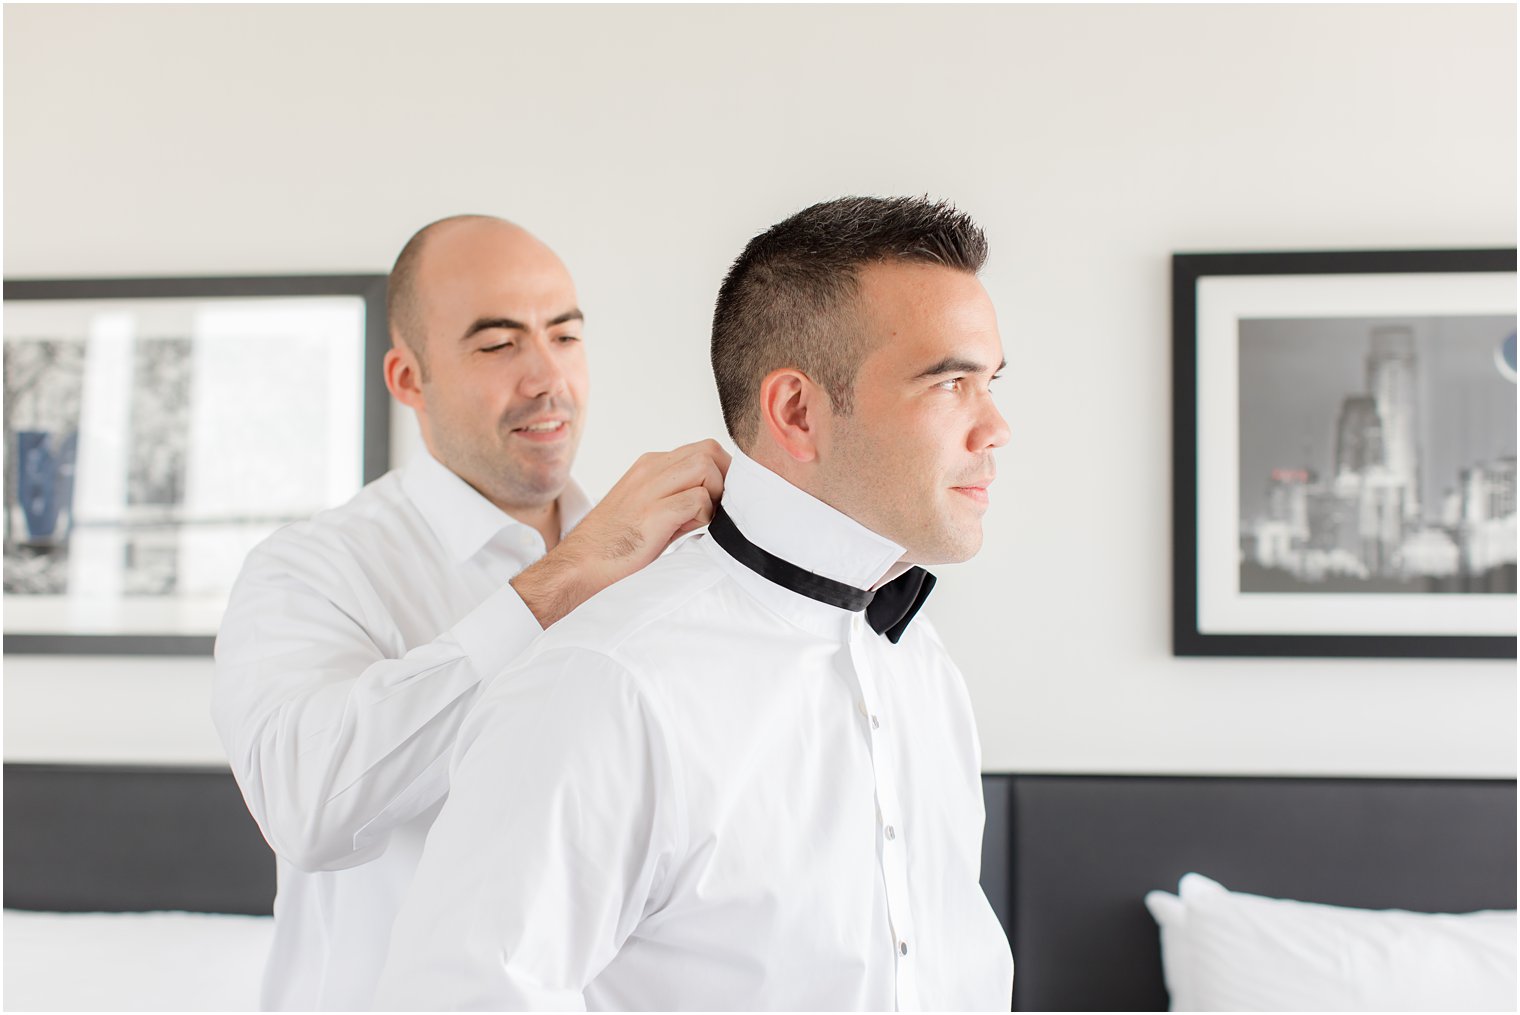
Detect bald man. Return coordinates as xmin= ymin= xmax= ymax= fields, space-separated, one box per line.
xmin=212 ymin=216 xmax=728 ymax=1011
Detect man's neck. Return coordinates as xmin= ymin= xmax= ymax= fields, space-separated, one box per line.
xmin=419 ymin=439 xmax=565 ymax=551
xmin=500 ymin=497 xmax=562 ymax=551
xmin=732 ymin=443 xmax=905 ymax=586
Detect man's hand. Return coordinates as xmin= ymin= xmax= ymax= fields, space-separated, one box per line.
xmin=510 ymin=439 xmax=731 ymax=628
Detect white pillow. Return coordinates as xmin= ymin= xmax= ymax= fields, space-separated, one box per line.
xmin=1144 ymin=873 xmax=1517 ymax=1012
xmin=2 ymin=910 xmax=272 ymax=1012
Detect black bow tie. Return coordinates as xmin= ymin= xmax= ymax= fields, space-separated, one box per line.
xmin=706 ymin=506 xmax=936 ymax=644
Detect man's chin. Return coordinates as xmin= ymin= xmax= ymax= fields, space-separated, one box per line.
xmin=507 ymin=472 xmax=569 ymax=504
xmin=505 ymin=435 xmax=578 ymax=473
xmin=499 ymin=441 xmax=572 ymax=479
xmin=896 ymin=538 xmax=979 ymax=568
xmin=929 ymin=495 xmax=987 ymax=559
xmin=919 ymin=523 xmax=985 ymax=566
xmin=476 ymin=458 xmax=570 ymax=511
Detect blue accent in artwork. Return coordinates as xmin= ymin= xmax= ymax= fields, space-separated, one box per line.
xmin=16 ymin=431 xmax=60 ymax=540
xmin=14 ymin=430 xmax=78 ymax=543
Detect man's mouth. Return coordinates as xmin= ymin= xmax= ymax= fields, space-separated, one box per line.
xmin=951 ymin=478 xmax=994 ymax=505
xmin=510 ymin=418 xmax=570 ymax=440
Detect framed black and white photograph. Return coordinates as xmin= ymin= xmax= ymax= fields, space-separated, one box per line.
xmin=3 ymin=275 xmax=389 ymax=655
xmin=1173 ymin=249 xmax=1517 ymax=658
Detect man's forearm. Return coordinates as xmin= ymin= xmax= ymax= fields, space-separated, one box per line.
xmin=510 ymin=544 xmax=612 ymax=629
xmin=509 ymin=439 xmax=730 ymax=628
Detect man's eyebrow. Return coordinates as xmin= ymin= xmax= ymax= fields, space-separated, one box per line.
xmin=461 ymin=308 xmax=584 ymax=341
xmin=912 ymin=356 xmax=1007 ymax=380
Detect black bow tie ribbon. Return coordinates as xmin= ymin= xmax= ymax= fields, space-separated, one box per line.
xmin=706 ymin=506 xmax=936 ymax=644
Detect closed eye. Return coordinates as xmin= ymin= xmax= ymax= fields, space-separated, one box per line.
xmin=479 ymin=341 xmax=513 ymax=353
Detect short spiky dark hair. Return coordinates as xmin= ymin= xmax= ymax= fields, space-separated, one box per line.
xmin=710 ymin=196 xmax=988 ymax=447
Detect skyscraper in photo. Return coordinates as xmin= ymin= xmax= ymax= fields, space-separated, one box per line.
xmin=1330 ymin=389 xmax=1408 ymax=577
xmin=1486 ymin=456 xmax=1516 ymax=519
xmin=1334 ymin=394 xmax=1384 ymax=477
xmin=1365 ymin=325 xmax=1421 ymax=522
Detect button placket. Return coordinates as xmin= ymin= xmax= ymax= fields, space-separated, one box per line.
xmin=846 ymin=620 xmax=921 ymax=1011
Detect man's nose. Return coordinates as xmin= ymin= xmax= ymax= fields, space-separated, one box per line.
xmin=975 ymin=397 xmax=1011 ymax=451
xmin=517 ymin=336 xmax=569 ymax=400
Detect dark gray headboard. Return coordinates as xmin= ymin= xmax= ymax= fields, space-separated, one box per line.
xmin=986 ymin=774 xmax=1517 ymax=1011
xmin=3 ymin=764 xmax=275 ymax=915
xmin=5 ymin=765 xmax=1515 ymax=1011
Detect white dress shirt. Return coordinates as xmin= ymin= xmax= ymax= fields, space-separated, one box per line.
xmin=374 ymin=451 xmax=1014 ymax=1011
xmin=212 ymin=449 xmax=590 ymax=1011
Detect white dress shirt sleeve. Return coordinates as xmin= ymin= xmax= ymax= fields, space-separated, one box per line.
xmin=211 ymin=537 xmax=545 ymax=873
xmin=374 ymin=646 xmax=682 ymax=1011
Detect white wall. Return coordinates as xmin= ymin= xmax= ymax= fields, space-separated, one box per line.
xmin=4 ymin=4 xmax=1514 ymax=776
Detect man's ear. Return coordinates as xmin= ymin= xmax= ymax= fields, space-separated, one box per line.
xmin=758 ymin=367 xmax=829 ymax=463
xmin=384 ymin=343 xmax=425 ymax=413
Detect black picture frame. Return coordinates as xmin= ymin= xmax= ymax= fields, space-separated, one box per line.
xmin=1172 ymin=249 xmax=1517 ymax=659
xmin=3 ymin=274 xmax=389 ymax=656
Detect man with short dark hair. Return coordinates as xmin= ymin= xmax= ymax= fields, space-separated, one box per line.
xmin=213 ymin=215 xmax=729 ymax=1010
xmin=375 ymin=197 xmax=1014 ymax=1010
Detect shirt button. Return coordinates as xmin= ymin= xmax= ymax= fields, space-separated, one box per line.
xmin=900 ymin=940 xmax=909 ymax=956
xmin=884 ymin=824 xmax=896 ymax=841
xmin=857 ymin=700 xmax=868 ymax=718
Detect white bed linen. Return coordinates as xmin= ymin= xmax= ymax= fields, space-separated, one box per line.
xmin=1145 ymin=874 xmax=1517 ymax=1012
xmin=3 ymin=909 xmax=272 ymax=1012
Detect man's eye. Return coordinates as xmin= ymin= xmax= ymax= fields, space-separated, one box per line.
xmin=480 ymin=341 xmax=512 ymax=353
xmin=937 ymin=378 xmax=963 ymax=392
xmin=556 ymin=334 xmax=581 ymax=344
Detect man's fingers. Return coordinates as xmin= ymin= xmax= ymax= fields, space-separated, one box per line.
xmin=646 ymin=444 xmax=728 ymax=503
xmin=698 ymin=439 xmax=732 ymax=475
xmin=699 ymin=458 xmax=724 ymax=504
xmin=671 ymin=439 xmax=731 ymax=481
xmin=656 ymin=488 xmax=713 ymax=548
xmin=674 ymin=437 xmax=728 ymax=462
xmin=660 ymin=486 xmax=714 ymax=531
xmin=671 ymin=458 xmax=723 ymax=519
xmin=600 ymin=442 xmax=729 ymax=542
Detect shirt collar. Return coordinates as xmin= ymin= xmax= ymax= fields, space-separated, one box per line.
xmin=402 ymin=448 xmax=592 ymax=564
xmin=717 ymin=449 xmax=906 ymax=590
